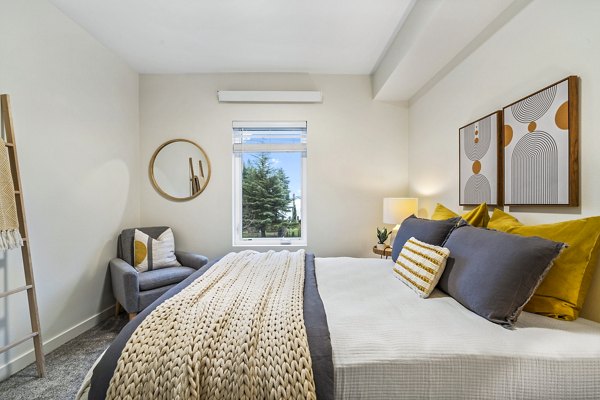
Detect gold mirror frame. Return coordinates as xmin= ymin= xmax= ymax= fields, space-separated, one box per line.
xmin=149 ymin=138 xmax=212 ymax=202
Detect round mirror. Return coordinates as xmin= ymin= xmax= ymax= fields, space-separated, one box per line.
xmin=149 ymin=139 xmax=211 ymax=201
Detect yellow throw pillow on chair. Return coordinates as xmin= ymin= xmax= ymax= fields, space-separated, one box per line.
xmin=431 ymin=203 xmax=490 ymax=228
xmin=488 ymin=209 xmax=600 ymax=320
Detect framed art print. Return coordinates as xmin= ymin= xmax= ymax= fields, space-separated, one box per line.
xmin=503 ymin=76 xmax=579 ymax=206
xmin=459 ymin=111 xmax=502 ymax=206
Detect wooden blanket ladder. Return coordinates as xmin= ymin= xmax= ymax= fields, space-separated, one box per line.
xmin=0 ymin=94 xmax=46 ymax=377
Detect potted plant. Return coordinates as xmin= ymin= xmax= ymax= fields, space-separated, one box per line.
xmin=376 ymin=227 xmax=391 ymax=250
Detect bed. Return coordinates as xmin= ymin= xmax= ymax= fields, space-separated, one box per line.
xmin=318 ymin=257 xmax=600 ymax=399
xmin=78 ymin=253 xmax=600 ymax=400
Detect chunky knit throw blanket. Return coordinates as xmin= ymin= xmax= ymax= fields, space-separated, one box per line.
xmin=0 ymin=138 xmax=22 ymax=250
xmin=106 ymin=250 xmax=316 ymax=400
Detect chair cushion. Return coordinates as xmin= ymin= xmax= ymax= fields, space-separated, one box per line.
xmin=138 ymin=266 xmax=196 ymax=291
xmin=137 ymin=284 xmax=178 ymax=312
xmin=118 ymin=226 xmax=170 ymax=266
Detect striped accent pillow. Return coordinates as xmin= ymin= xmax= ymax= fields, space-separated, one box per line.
xmin=133 ymin=228 xmax=181 ymax=272
xmin=393 ymin=237 xmax=450 ymax=298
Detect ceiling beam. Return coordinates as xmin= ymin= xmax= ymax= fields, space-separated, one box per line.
xmin=371 ymin=0 xmax=442 ymax=100
xmin=409 ymin=0 xmax=533 ymax=105
xmin=371 ymin=0 xmax=533 ymax=103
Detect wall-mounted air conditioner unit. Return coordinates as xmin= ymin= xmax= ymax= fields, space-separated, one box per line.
xmin=217 ymin=90 xmax=322 ymax=103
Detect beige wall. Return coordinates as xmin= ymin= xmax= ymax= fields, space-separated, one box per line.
xmin=140 ymin=74 xmax=408 ymax=259
xmin=408 ymin=0 xmax=600 ymax=321
xmin=4 ymin=0 xmax=597 ymax=381
xmin=0 ymin=0 xmax=140 ymax=378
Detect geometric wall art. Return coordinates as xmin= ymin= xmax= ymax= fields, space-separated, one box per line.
xmin=503 ymin=76 xmax=579 ymax=206
xmin=459 ymin=111 xmax=503 ymax=206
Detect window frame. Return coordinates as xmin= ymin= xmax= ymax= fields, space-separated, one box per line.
xmin=232 ymin=121 xmax=307 ymax=247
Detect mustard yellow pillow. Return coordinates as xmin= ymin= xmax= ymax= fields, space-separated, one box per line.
xmin=488 ymin=209 xmax=600 ymax=320
xmin=431 ymin=203 xmax=490 ymax=228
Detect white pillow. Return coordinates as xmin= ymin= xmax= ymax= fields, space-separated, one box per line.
xmin=133 ymin=228 xmax=181 ymax=272
xmin=393 ymin=236 xmax=450 ymax=298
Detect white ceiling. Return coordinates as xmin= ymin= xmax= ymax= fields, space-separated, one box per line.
xmin=49 ymin=0 xmax=414 ymax=74
xmin=49 ymin=0 xmax=528 ymax=101
xmin=372 ymin=0 xmax=527 ymax=102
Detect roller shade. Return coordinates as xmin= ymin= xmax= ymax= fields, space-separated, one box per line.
xmin=233 ymin=121 xmax=307 ymax=154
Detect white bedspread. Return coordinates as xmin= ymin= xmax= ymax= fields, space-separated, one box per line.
xmin=316 ymin=257 xmax=600 ymax=400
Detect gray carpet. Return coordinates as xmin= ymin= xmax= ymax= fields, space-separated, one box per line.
xmin=0 ymin=314 xmax=128 ymax=400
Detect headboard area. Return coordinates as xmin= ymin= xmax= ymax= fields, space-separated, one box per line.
xmin=427 ymin=202 xmax=600 ymax=324
xmin=582 ymin=261 xmax=600 ymax=323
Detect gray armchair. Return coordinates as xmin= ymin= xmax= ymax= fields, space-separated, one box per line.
xmin=110 ymin=226 xmax=208 ymax=319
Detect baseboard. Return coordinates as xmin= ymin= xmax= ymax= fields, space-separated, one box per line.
xmin=0 ymin=304 xmax=114 ymax=381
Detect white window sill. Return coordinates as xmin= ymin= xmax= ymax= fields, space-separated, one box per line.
xmin=232 ymin=240 xmax=307 ymax=247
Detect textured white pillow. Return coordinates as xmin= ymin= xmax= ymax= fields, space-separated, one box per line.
xmin=393 ymin=237 xmax=450 ymax=298
xmin=133 ymin=228 xmax=181 ymax=272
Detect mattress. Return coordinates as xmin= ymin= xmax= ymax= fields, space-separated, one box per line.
xmin=316 ymin=257 xmax=600 ymax=400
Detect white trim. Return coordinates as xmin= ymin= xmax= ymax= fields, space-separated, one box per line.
xmin=232 ymin=240 xmax=307 ymax=247
xmin=232 ymin=155 xmax=307 ymax=246
xmin=301 ymin=150 xmax=308 ymax=246
xmin=218 ymin=91 xmax=322 ymax=103
xmin=232 ymin=152 xmax=242 ymax=246
xmin=233 ymin=143 xmax=306 ymax=153
xmin=232 ymin=122 xmax=307 ymax=247
xmin=0 ymin=304 xmax=114 ymax=381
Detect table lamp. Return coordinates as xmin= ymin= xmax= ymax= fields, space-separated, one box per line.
xmin=383 ymin=197 xmax=419 ymax=246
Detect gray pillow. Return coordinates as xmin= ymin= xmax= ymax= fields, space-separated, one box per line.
xmin=391 ymin=215 xmax=461 ymax=262
xmin=439 ymin=224 xmax=565 ymax=328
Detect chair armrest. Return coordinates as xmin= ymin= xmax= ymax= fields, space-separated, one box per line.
xmin=109 ymin=258 xmax=139 ymax=313
xmin=175 ymin=251 xmax=209 ymax=270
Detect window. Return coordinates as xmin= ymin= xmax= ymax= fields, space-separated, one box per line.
xmin=233 ymin=121 xmax=307 ymax=246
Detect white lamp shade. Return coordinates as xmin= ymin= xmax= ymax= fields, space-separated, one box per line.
xmin=383 ymin=198 xmax=418 ymax=224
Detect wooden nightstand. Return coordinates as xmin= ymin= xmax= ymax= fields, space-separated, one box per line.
xmin=372 ymin=245 xmax=392 ymax=259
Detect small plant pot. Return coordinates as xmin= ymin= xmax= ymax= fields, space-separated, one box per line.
xmin=376 ymin=243 xmax=386 ymax=250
